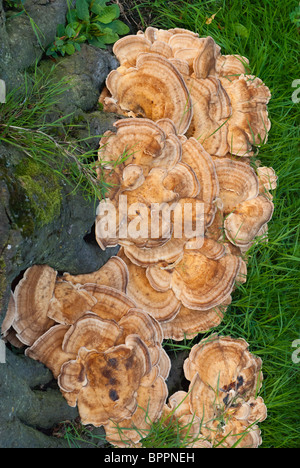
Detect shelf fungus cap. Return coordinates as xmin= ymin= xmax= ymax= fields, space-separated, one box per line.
xmin=1 ymin=291 xmax=24 ymax=348
xmin=163 ymin=391 xmax=212 ymax=448
xmin=256 ymin=166 xmax=278 ymax=197
xmin=13 ymin=265 xmax=57 ymax=346
xmin=118 ymin=309 xmax=165 ymax=368
xmin=161 ymin=296 xmax=231 ymax=341
xmin=104 ymin=372 xmax=168 ymax=447
xmin=224 ymin=194 xmax=274 ymax=249
xmin=185 ymin=75 xmax=231 ymax=157
xmin=214 ymin=158 xmax=259 ymax=213
xmin=62 ymin=256 xmax=129 ymax=293
xmin=168 ymin=241 xmax=241 ymax=311
xmin=25 ymin=324 xmax=75 ymax=379
xmin=79 ymin=284 xmax=136 ymax=322
xmin=183 ymin=335 xmax=266 ymax=448
xmin=192 ymin=36 xmax=221 ymax=79
xmin=58 ymin=334 xmax=153 ymax=426
xmin=47 ymin=281 xmax=97 ymax=325
xmin=105 ymin=53 xmax=193 ymax=134
xmin=62 ymin=314 xmax=124 ymax=356
xmin=220 ymin=74 xmax=271 ymax=156
xmin=182 ymin=137 xmax=219 ymax=207
xmin=118 ymin=249 xmax=181 ymax=323
xmin=113 ymin=35 xmax=152 ymax=67
xmin=96 ymin=120 xmax=208 ymax=251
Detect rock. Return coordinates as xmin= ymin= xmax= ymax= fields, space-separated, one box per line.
xmin=39 ymin=44 xmax=119 ymax=120
xmin=0 ymin=348 xmax=106 ymax=448
xmin=0 ymin=0 xmax=68 ymax=91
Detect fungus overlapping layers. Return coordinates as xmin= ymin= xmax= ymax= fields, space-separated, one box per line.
xmin=96 ymin=27 xmax=277 ymax=341
xmin=95 ymin=120 xmax=275 ymax=340
xmin=96 ymin=118 xmax=215 ymax=251
xmin=2 ymin=261 xmax=169 ymax=447
xmin=102 ymin=27 xmax=271 ymax=157
xmin=164 ymin=335 xmax=267 ymax=448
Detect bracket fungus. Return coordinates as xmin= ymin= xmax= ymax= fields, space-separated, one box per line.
xmin=2 ymin=260 xmax=169 ymax=447
xmin=164 ymin=335 xmax=267 ymax=448
xmin=162 ymin=391 xmax=212 ymax=448
xmin=213 ymin=157 xmax=275 ymax=250
xmin=117 ymin=240 xmax=242 ymax=341
xmin=7 ymin=265 xmax=57 ymax=347
xmin=105 ymin=53 xmax=193 ymax=134
xmin=103 ymin=27 xmax=271 ymax=157
xmin=96 ymin=118 xmax=213 ymax=253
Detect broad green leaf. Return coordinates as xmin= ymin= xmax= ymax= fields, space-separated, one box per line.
xmin=76 ymin=35 xmax=88 ymax=43
xmin=76 ymin=0 xmax=90 ymax=21
xmin=55 ymin=39 xmax=65 ymax=47
xmin=90 ymin=0 xmax=108 ymax=16
xmin=46 ymin=47 xmax=55 ymax=56
xmin=100 ymin=29 xmax=119 ymax=43
xmin=88 ymin=37 xmax=106 ymax=49
xmin=56 ymin=24 xmax=65 ymax=37
xmin=66 ymin=9 xmax=77 ymax=23
xmin=89 ymin=0 xmax=107 ymax=7
xmin=98 ymin=5 xmax=119 ymax=24
xmin=65 ymin=24 xmax=76 ymax=38
xmin=65 ymin=43 xmax=76 ymax=55
xmin=109 ymin=19 xmax=130 ymax=35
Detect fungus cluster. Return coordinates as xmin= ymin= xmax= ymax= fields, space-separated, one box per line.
xmin=2 ymin=261 xmax=169 ymax=447
xmin=96 ymin=27 xmax=277 ymax=341
xmin=164 ymin=335 xmax=267 ymax=448
xmin=1 ymin=27 xmax=273 ymax=448
xmin=101 ymin=27 xmax=271 ymax=157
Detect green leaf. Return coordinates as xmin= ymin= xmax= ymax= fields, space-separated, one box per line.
xmin=88 ymin=37 xmax=106 ymax=49
xmin=56 ymin=24 xmax=65 ymax=37
xmin=90 ymin=0 xmax=107 ymax=16
xmin=65 ymin=43 xmax=76 ymax=55
xmin=76 ymin=0 xmax=90 ymax=21
xmin=65 ymin=24 xmax=76 ymax=38
xmin=66 ymin=9 xmax=77 ymax=23
xmin=109 ymin=19 xmax=130 ymax=35
xmin=76 ymin=35 xmax=88 ymax=43
xmin=233 ymin=23 xmax=249 ymax=38
xmin=55 ymin=39 xmax=65 ymax=47
xmin=46 ymin=46 xmax=55 ymax=56
xmin=100 ymin=29 xmax=119 ymax=44
xmin=97 ymin=5 xmax=119 ymax=24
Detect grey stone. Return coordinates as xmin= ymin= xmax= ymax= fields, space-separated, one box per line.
xmin=0 ymin=0 xmax=68 ymax=91
xmin=0 ymin=349 xmax=107 ymax=448
xmin=38 ymin=44 xmax=118 ymax=119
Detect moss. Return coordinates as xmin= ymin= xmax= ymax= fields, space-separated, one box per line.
xmin=15 ymin=159 xmax=62 ymax=231
xmin=1 ymin=157 xmax=63 ymax=238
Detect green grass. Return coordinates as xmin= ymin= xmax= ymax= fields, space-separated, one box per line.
xmin=121 ymin=0 xmax=300 ymax=449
